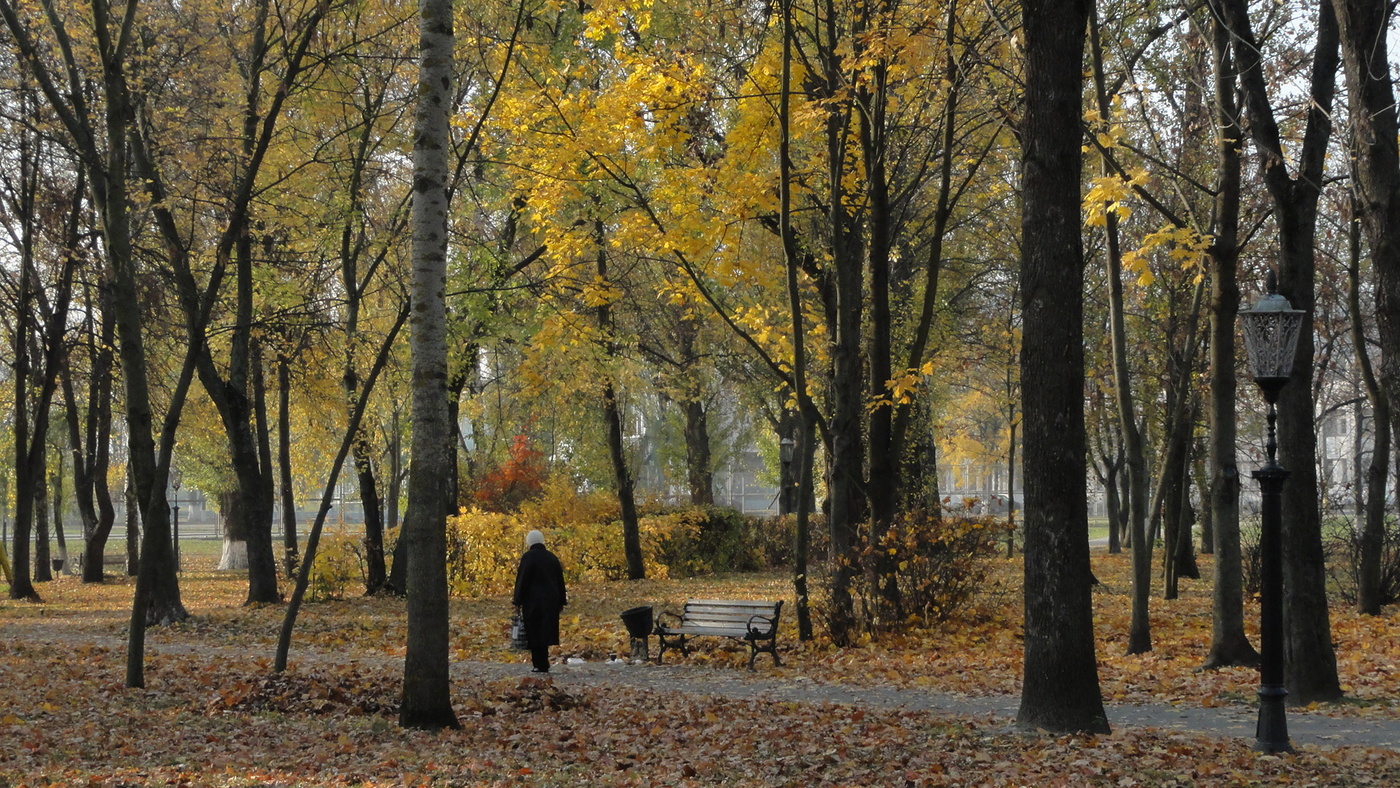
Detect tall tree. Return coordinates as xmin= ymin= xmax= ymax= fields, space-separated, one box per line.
xmin=1015 ymin=0 xmax=1109 ymax=734
xmin=398 ymin=0 xmax=459 ymax=730
xmin=593 ymin=217 xmax=645 ymax=581
xmin=1218 ymin=0 xmax=1344 ymax=705
xmin=65 ymin=280 xmax=119 ymax=583
xmin=132 ymin=0 xmax=330 ymax=604
xmin=1331 ymin=0 xmax=1400 ymax=619
xmin=0 ymin=0 xmax=202 ymax=679
xmin=1346 ymin=207 xmax=1389 ymax=615
xmin=779 ymin=0 xmax=815 ymax=640
xmin=1202 ymin=0 xmax=1258 ymax=668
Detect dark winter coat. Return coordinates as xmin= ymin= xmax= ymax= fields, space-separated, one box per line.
xmin=512 ymin=544 xmax=567 ymax=646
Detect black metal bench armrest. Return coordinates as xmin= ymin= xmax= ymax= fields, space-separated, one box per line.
xmin=655 ymin=610 xmax=683 ymax=632
xmin=746 ymin=614 xmax=777 ymax=637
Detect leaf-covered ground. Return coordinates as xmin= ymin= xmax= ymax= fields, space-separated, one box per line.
xmin=3 ymin=549 xmax=1400 ymax=786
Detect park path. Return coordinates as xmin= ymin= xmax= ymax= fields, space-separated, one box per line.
xmin=453 ymin=657 xmax=1400 ymax=752
xmin=12 ymin=616 xmax=1399 ymax=752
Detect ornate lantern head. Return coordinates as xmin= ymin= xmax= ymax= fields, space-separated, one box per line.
xmin=1239 ymin=278 xmax=1305 ymax=401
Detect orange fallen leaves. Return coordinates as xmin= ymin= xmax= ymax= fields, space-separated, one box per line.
xmin=2 ymin=551 xmax=1400 ymax=785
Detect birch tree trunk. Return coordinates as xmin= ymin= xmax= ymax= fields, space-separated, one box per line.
xmin=399 ymin=0 xmax=460 ymax=730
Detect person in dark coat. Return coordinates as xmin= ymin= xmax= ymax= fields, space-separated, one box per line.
xmin=512 ymin=529 xmax=567 ymax=673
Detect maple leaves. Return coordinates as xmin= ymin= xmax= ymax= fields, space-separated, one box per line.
xmin=210 ymin=666 xmax=400 ymax=716
xmin=6 ymin=557 xmax=1400 ymax=784
xmin=469 ymin=433 xmax=548 ymax=512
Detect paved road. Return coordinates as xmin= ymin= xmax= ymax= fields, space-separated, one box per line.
xmin=457 ymin=658 xmax=1400 ymax=752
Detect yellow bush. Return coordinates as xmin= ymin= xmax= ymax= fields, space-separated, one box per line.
xmin=441 ymin=481 xmax=775 ymax=596
xmin=445 ymin=509 xmax=526 ymax=597
xmin=519 ymin=478 xmax=620 ymax=531
xmin=307 ymin=528 xmax=364 ymax=602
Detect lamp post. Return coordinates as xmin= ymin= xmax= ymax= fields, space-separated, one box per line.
xmin=170 ymin=466 xmax=183 ymax=574
xmin=1238 ymin=275 xmax=1305 ymax=755
xmin=779 ymin=437 xmax=796 ymax=515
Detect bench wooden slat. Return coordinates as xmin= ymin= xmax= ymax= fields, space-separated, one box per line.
xmin=682 ymin=602 xmax=778 ymax=614
xmin=653 ymin=598 xmax=782 ymax=669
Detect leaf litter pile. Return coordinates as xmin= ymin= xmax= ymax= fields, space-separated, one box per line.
xmin=3 ymin=551 xmax=1400 ymax=786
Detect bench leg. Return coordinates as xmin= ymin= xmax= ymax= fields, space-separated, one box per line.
xmin=656 ymin=632 xmax=687 ymax=664
xmin=746 ymin=636 xmax=780 ymax=670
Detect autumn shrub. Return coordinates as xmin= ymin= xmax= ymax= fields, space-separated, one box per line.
xmin=1323 ymin=517 xmax=1400 ymax=606
xmin=755 ymin=513 xmax=802 ymax=567
xmin=519 ymin=477 xmax=622 ymax=532
xmin=443 ymin=482 xmax=677 ymax=593
xmin=440 ymin=481 xmax=786 ymax=593
xmin=816 ymin=510 xmax=1008 ymax=637
xmin=649 ymin=506 xmax=787 ymax=575
xmin=467 ymin=434 xmax=549 ymax=513
xmin=307 ymin=528 xmax=364 ymax=602
xmin=445 ymin=509 xmax=525 ymax=596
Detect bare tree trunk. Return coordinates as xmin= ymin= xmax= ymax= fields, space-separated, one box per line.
xmin=779 ymin=0 xmax=814 ymax=641
xmin=1347 ymin=203 xmax=1390 ymax=615
xmin=399 ymin=0 xmax=459 ymax=730
xmin=1090 ymin=6 xmax=1150 ymax=654
xmin=1194 ymin=452 xmax=1213 ymax=555
xmin=1219 ymin=0 xmax=1343 ymax=704
xmin=592 ymin=219 xmax=644 ymax=580
xmin=124 ymin=477 xmax=139 ymax=577
xmin=683 ymin=400 xmax=715 ymax=506
xmin=218 ymin=491 xmax=249 ymax=571
xmin=1332 ymin=0 xmax=1400 ymax=618
xmin=1200 ymin=30 xmax=1254 ymax=661
xmin=603 ymin=379 xmax=644 ymax=579
xmin=1015 ymin=0 xmax=1109 ymax=734
xmin=66 ymin=285 xmax=117 ymax=584
xmin=34 ymin=448 xmax=52 ymax=583
xmin=278 ymin=356 xmax=299 ymax=578
xmin=52 ymin=454 xmax=68 ymax=574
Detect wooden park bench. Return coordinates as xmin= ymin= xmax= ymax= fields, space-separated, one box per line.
xmin=654 ymin=599 xmax=783 ymax=670
xmin=85 ymin=553 xmax=127 ymax=574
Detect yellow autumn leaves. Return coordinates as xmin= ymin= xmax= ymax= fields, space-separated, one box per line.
xmin=1083 ymin=106 xmax=1213 ymax=287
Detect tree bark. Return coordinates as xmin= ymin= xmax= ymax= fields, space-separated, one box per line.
xmin=355 ymin=442 xmax=387 ymax=595
xmin=1347 ymin=212 xmax=1390 ymax=615
xmin=34 ymin=451 xmax=52 ymax=583
xmin=1219 ymin=0 xmax=1342 ymax=704
xmin=66 ymin=285 xmax=118 ymax=584
xmin=278 ymin=356 xmax=299 ymax=579
xmin=858 ymin=0 xmax=901 ymax=618
xmin=52 ymin=454 xmax=69 ymax=574
xmin=1015 ymin=0 xmax=1109 ymax=735
xmin=1089 ymin=5 xmax=1150 ymax=655
xmin=779 ymin=0 xmax=814 ymax=641
xmin=1201 ymin=7 xmax=1256 ymax=664
xmin=218 ymin=491 xmax=249 ymax=571
xmin=1331 ymin=0 xmax=1400 ymax=617
xmin=683 ymin=400 xmax=715 ymax=506
xmin=399 ymin=0 xmax=459 ymax=730
xmin=592 ymin=218 xmax=644 ymax=580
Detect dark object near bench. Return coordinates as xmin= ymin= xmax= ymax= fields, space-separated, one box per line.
xmin=654 ymin=599 xmax=782 ymax=669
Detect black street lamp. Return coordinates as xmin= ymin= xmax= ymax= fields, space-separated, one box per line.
xmin=1238 ymin=275 xmax=1305 ymax=755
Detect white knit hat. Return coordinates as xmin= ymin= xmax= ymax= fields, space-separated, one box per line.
xmin=525 ymin=529 xmax=545 ymax=547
